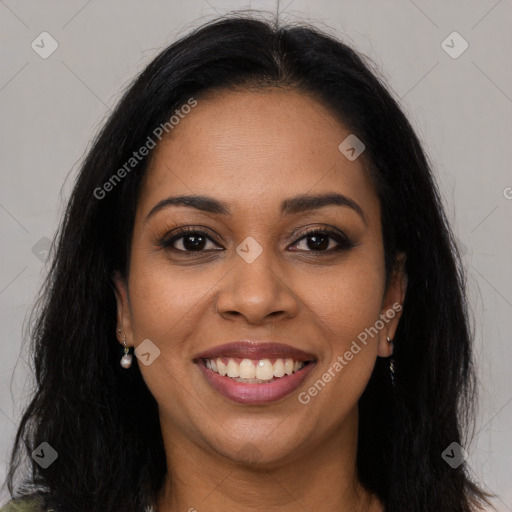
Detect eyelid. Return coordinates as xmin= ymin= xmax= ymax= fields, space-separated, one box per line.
xmin=160 ymin=226 xmax=223 ymax=248
xmin=287 ymin=223 xmax=348 ymax=242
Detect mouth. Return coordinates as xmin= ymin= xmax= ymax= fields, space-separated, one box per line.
xmin=194 ymin=341 xmax=317 ymax=404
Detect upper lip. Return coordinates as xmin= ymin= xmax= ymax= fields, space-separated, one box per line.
xmin=194 ymin=340 xmax=317 ymax=362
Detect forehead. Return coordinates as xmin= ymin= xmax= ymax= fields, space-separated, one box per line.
xmin=138 ymin=88 xmax=379 ymax=223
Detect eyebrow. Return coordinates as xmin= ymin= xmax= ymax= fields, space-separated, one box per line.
xmin=145 ymin=192 xmax=366 ymax=225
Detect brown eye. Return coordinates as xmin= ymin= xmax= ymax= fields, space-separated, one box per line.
xmin=161 ymin=229 xmax=223 ymax=253
xmin=289 ymin=229 xmax=356 ymax=253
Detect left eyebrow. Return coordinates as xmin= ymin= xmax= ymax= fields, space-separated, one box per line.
xmin=144 ymin=192 xmax=366 ymax=226
xmin=280 ymin=192 xmax=366 ymax=225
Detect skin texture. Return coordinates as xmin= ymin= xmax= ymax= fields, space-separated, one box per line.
xmin=114 ymin=88 xmax=407 ymax=512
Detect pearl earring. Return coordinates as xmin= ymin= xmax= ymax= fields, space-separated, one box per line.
xmin=118 ymin=328 xmax=132 ymax=369
xmin=387 ymin=336 xmax=395 ymax=387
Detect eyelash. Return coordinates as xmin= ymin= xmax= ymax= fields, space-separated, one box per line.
xmin=159 ymin=226 xmax=357 ymax=256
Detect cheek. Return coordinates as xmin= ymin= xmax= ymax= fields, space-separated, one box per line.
xmin=294 ymin=274 xmax=383 ymax=429
xmin=299 ymin=251 xmax=385 ymax=344
xmin=127 ymin=227 xmax=216 ymax=327
xmin=295 ymin=253 xmax=385 ymax=403
xmin=127 ymin=259 xmax=212 ymax=351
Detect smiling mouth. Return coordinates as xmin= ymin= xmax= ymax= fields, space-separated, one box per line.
xmin=194 ymin=340 xmax=318 ymax=404
xmin=203 ymin=356 xmax=315 ymax=383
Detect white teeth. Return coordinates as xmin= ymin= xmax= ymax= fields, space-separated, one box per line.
xmin=226 ymin=359 xmax=240 ymax=378
xmin=206 ymin=357 xmax=307 ymax=381
xmin=255 ymin=359 xmax=273 ymax=381
xmin=273 ymin=359 xmax=285 ymax=377
xmin=217 ymin=358 xmax=227 ymax=376
xmin=239 ymin=358 xmax=256 ymax=379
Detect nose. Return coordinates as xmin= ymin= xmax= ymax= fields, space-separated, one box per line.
xmin=215 ymin=250 xmax=299 ymax=325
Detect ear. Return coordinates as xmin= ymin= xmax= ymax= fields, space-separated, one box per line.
xmin=377 ymin=252 xmax=407 ymax=358
xmin=112 ymin=271 xmax=134 ymax=348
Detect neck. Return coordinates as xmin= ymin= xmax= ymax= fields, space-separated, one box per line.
xmin=155 ymin=407 xmax=382 ymax=512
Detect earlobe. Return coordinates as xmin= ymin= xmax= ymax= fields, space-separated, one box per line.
xmin=377 ymin=335 xmax=395 ymax=358
xmin=377 ymin=252 xmax=407 ymax=358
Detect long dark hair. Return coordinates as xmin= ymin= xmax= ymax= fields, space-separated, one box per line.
xmin=5 ymin=13 xmax=494 ymax=512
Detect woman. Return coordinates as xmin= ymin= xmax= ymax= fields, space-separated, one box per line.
xmin=2 ymin=14 xmax=494 ymax=512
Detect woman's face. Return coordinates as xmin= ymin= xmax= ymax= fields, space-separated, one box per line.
xmin=115 ymin=88 xmax=406 ymax=466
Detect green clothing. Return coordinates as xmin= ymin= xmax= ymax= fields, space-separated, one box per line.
xmin=0 ymin=499 xmax=44 ymax=512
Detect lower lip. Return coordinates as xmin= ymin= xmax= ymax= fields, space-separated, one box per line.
xmin=196 ymin=359 xmax=317 ymax=405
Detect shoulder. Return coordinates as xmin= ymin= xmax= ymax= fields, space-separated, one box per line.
xmin=0 ymin=498 xmax=46 ymax=512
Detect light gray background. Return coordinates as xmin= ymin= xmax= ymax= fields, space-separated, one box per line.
xmin=1 ymin=0 xmax=511 ymax=509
